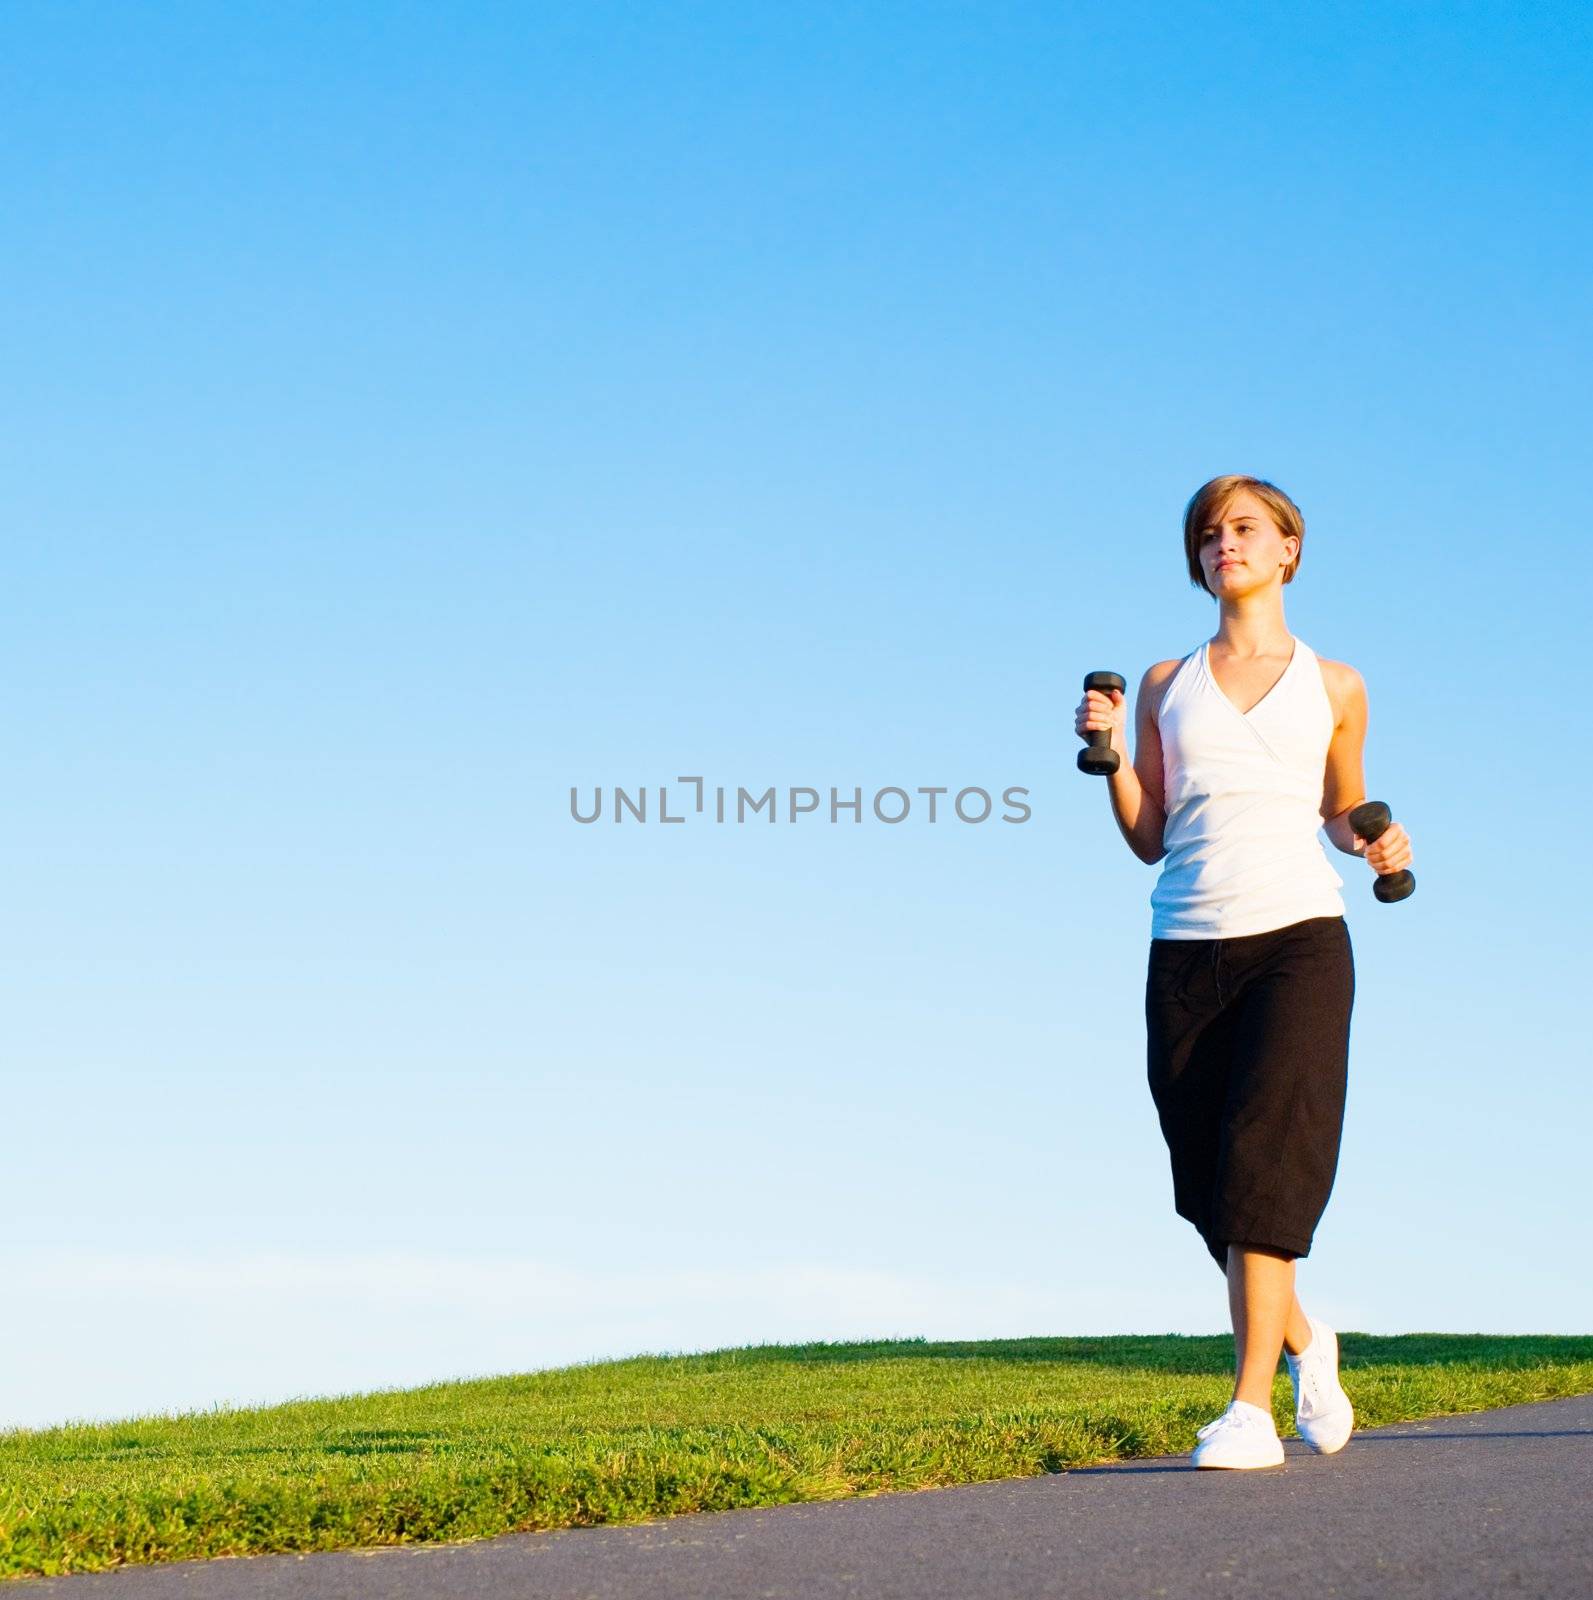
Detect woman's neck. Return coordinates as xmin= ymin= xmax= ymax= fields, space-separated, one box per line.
xmin=1211 ymin=596 xmax=1292 ymax=658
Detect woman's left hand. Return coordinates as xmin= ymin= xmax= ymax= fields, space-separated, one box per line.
xmin=1363 ymin=821 xmax=1412 ymax=875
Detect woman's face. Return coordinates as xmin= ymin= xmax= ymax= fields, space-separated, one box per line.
xmin=1198 ymin=489 xmax=1298 ymax=595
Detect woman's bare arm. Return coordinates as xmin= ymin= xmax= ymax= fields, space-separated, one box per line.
xmin=1318 ymin=659 xmax=1415 ymax=880
xmin=1075 ymin=661 xmax=1179 ymax=864
xmin=1318 ymin=661 xmax=1371 ymax=856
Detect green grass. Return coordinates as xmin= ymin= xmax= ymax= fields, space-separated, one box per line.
xmin=3 ymin=1332 xmax=1591 ymax=1581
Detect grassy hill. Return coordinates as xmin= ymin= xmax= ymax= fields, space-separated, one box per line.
xmin=4 ymin=1332 xmax=1591 ymax=1581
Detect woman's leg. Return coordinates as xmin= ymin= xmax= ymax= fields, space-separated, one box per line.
xmin=1213 ymin=1245 xmax=1313 ymax=1357
xmin=1226 ymin=1243 xmax=1313 ymax=1406
xmin=1205 ymin=918 xmax=1355 ymax=1405
xmin=1281 ymin=1290 xmax=1313 ymax=1356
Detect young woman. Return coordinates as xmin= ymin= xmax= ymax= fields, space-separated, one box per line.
xmin=1074 ymin=474 xmax=1413 ymax=1470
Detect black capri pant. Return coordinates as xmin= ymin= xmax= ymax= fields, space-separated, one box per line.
xmin=1145 ymin=914 xmax=1355 ymax=1270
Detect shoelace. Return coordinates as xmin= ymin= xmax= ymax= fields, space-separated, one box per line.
xmin=1196 ymin=1404 xmax=1271 ymax=1441
xmin=1297 ymin=1359 xmax=1326 ymax=1415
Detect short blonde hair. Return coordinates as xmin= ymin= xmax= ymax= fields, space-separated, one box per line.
xmin=1182 ymin=475 xmax=1305 ymax=596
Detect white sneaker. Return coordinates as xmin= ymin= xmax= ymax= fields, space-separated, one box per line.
xmin=1285 ymin=1314 xmax=1355 ymax=1454
xmin=1190 ymin=1399 xmax=1285 ymax=1468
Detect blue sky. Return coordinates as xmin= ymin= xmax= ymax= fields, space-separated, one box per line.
xmin=3 ymin=1 xmax=1590 ymax=1433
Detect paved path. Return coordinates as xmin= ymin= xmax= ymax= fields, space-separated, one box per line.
xmin=17 ymin=1391 xmax=1593 ymax=1598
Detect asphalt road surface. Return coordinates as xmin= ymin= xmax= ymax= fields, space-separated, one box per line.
xmin=17 ymin=1391 xmax=1593 ymax=1599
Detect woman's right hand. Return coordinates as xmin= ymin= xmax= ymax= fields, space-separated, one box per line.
xmin=1074 ymin=684 xmax=1129 ymax=763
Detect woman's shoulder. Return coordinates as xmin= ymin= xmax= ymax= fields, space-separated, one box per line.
xmin=1142 ymin=647 xmax=1199 ymax=684
xmin=1137 ymin=650 xmax=1200 ymax=726
xmin=1141 ymin=648 xmax=1200 ymax=692
xmin=1309 ymin=650 xmax=1368 ymax=725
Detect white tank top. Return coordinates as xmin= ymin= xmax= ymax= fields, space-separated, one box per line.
xmin=1150 ymin=635 xmax=1345 ymax=939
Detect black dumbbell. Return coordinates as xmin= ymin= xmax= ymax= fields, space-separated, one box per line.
xmin=1348 ymin=800 xmax=1414 ymax=902
xmin=1077 ymin=671 xmax=1126 ymax=775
